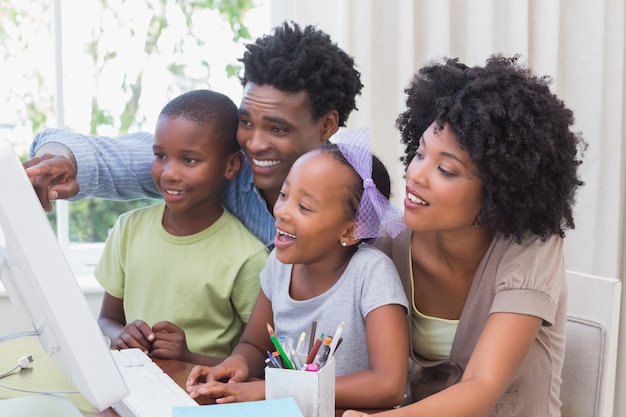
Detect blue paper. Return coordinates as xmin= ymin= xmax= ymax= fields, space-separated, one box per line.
xmin=173 ymin=397 xmax=305 ymax=417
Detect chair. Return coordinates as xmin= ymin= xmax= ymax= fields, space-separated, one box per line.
xmin=560 ymin=271 xmax=622 ymax=417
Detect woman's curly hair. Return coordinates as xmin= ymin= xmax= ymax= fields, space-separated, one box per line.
xmin=240 ymin=21 xmax=363 ymax=127
xmin=396 ymin=54 xmax=587 ymax=241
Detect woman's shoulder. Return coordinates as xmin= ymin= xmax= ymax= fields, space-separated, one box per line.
xmin=491 ymin=232 xmax=564 ymax=261
xmin=370 ymin=228 xmax=412 ymax=256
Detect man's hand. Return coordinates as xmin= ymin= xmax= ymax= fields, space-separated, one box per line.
xmin=23 ymin=142 xmax=78 ymax=212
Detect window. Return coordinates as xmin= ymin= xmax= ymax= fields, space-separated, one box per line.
xmin=1 ymin=0 xmax=269 ymax=280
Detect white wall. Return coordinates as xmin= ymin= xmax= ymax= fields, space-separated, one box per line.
xmin=0 ymin=280 xmax=103 ymax=335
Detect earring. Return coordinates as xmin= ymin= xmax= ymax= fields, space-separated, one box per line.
xmin=341 ymin=241 xmax=347 ymax=247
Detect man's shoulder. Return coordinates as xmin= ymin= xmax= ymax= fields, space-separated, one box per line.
xmin=220 ymin=209 xmax=269 ymax=252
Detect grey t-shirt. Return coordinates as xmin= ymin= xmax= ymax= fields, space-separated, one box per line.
xmin=261 ymin=246 xmax=409 ymax=376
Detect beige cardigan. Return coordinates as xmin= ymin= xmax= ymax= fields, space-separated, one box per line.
xmin=375 ymin=228 xmax=567 ymax=416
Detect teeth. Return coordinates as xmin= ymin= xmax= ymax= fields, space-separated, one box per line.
xmin=407 ymin=192 xmax=427 ymax=205
xmin=165 ymin=189 xmax=185 ymax=195
xmin=279 ymin=230 xmax=296 ymax=239
xmin=252 ymin=158 xmax=281 ymax=168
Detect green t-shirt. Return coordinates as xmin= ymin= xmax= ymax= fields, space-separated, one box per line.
xmin=95 ymin=203 xmax=268 ymax=357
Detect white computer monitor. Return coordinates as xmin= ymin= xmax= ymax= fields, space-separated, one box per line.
xmin=0 ymin=138 xmax=129 ymax=411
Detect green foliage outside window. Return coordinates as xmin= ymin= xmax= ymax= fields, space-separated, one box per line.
xmin=4 ymin=0 xmax=255 ymax=243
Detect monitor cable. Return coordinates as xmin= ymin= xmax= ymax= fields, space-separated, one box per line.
xmin=0 ymin=354 xmax=32 ymax=379
xmin=0 ymin=354 xmax=78 ymax=394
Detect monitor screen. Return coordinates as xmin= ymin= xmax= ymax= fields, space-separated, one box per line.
xmin=0 ymin=138 xmax=128 ymax=411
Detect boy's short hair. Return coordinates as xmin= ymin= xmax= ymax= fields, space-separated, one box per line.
xmin=159 ymin=89 xmax=239 ymax=154
xmin=240 ymin=21 xmax=363 ymax=127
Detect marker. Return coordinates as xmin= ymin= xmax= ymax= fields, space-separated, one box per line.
xmin=289 ymin=342 xmax=303 ymax=370
xmin=266 ymin=323 xmax=294 ymax=370
xmin=316 ymin=336 xmax=332 ymax=367
xmin=296 ymin=331 xmax=306 ymax=355
xmin=305 ymin=333 xmax=324 ymax=365
xmin=305 ymin=363 xmax=319 ymax=372
xmin=327 ymin=322 xmax=344 ymax=360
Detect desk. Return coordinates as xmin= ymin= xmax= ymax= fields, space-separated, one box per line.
xmin=0 ymin=336 xmax=386 ymax=417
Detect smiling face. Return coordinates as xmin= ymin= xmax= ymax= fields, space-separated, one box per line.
xmin=151 ymin=116 xmax=239 ymax=219
xmin=272 ymin=150 xmax=356 ymax=266
xmin=403 ymin=122 xmax=483 ymax=233
xmin=237 ymin=83 xmax=338 ymax=208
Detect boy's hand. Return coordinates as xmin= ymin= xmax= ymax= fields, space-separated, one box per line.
xmin=116 ymin=320 xmax=154 ymax=353
xmin=150 ymin=321 xmax=190 ymax=362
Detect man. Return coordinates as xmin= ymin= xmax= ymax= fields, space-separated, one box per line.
xmin=25 ymin=21 xmax=363 ymax=247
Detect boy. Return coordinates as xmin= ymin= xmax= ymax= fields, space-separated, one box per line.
xmin=95 ymin=90 xmax=268 ymax=366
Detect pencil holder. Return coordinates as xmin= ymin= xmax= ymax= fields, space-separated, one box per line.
xmin=265 ymin=357 xmax=335 ymax=417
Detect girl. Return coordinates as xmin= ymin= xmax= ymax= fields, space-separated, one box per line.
xmin=345 ymin=55 xmax=586 ymax=416
xmin=186 ymin=128 xmax=410 ymax=409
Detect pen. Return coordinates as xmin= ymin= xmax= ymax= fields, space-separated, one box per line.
xmin=267 ymin=323 xmax=295 ymax=370
xmin=267 ymin=350 xmax=282 ymax=368
xmin=327 ymin=322 xmax=344 ymax=360
xmin=334 ymin=337 xmax=343 ymax=353
xmin=305 ymin=333 xmax=324 ymax=365
xmin=279 ymin=335 xmax=288 ymax=350
xmin=265 ymin=357 xmax=278 ymax=368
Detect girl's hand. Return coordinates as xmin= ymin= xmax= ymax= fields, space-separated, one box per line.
xmin=187 ymin=380 xmax=264 ymax=403
xmin=186 ymin=355 xmax=250 ymax=388
xmin=343 ymin=411 xmax=371 ymax=417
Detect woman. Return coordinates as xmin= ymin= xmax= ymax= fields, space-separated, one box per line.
xmin=345 ymin=55 xmax=587 ymax=416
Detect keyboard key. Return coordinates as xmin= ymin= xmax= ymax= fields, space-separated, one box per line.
xmin=111 ymin=349 xmax=198 ymax=417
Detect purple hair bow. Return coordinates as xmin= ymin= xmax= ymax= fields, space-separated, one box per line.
xmin=334 ymin=128 xmax=405 ymax=241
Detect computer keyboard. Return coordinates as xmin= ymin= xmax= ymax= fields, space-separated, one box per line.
xmin=110 ymin=348 xmax=199 ymax=417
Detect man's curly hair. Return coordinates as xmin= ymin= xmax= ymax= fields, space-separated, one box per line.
xmin=240 ymin=21 xmax=363 ymax=127
xmin=396 ymin=54 xmax=587 ymax=241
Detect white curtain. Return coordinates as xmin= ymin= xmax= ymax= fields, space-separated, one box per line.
xmin=269 ymin=0 xmax=626 ymax=414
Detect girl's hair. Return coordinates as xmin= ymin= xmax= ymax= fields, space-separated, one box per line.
xmin=318 ymin=142 xmax=391 ymax=225
xmin=396 ymin=54 xmax=587 ymax=241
